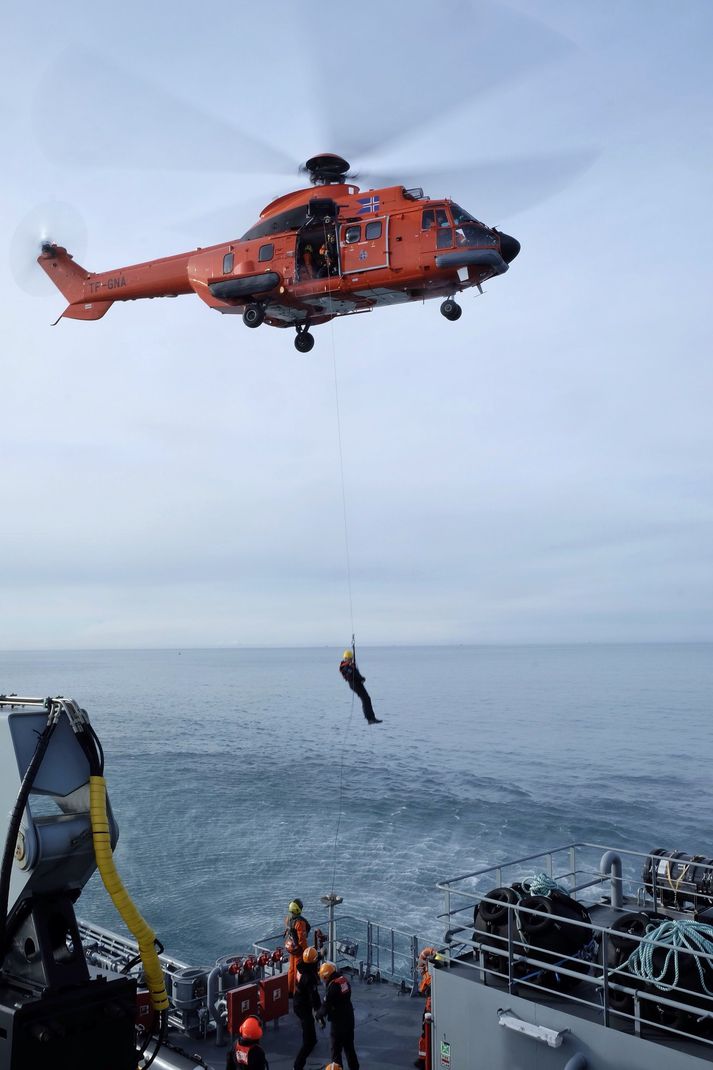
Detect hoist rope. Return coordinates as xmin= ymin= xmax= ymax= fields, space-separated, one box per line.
xmin=322 ymin=230 xmax=357 ymax=894
xmin=324 ymin=221 xmax=355 ymax=638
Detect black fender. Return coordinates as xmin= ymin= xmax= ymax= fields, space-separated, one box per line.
xmin=435 ymin=250 xmax=509 ymax=275
xmin=209 ymin=272 xmax=280 ymax=300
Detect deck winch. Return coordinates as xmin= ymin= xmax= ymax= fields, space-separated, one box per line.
xmin=643 ymin=849 xmax=713 ymax=911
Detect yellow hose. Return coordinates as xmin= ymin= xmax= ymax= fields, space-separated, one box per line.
xmin=89 ymin=775 xmax=170 ymax=1011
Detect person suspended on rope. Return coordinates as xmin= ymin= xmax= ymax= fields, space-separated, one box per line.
xmin=339 ymin=649 xmax=382 ymax=725
xmin=284 ymin=898 xmax=311 ymax=996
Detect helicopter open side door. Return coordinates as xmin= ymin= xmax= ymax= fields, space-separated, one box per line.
xmin=340 ymin=216 xmax=389 ymax=275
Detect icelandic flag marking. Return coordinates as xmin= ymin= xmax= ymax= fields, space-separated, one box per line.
xmin=357 ymin=195 xmax=380 ymax=215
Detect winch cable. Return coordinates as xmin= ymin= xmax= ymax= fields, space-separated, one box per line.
xmin=323 ymin=246 xmax=358 ymax=894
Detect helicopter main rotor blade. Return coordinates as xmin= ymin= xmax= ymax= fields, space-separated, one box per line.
xmin=356 ymin=149 xmax=599 ymax=220
xmin=304 ymin=0 xmax=574 ymax=162
xmin=35 ymin=48 xmax=296 ymax=175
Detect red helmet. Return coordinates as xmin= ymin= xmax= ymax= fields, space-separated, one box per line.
xmin=239 ymin=1015 xmax=263 ymax=1042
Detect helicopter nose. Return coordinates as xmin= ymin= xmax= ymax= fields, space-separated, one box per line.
xmin=499 ymin=233 xmax=521 ymax=263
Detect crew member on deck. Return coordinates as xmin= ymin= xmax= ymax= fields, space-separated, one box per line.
xmin=226 ymin=1016 xmax=268 ymax=1069
xmin=317 ymin=962 xmax=360 ymax=1070
xmin=293 ymin=946 xmax=321 ymax=1070
xmin=284 ymin=898 xmax=311 ymax=997
xmin=339 ymin=649 xmax=382 ymax=724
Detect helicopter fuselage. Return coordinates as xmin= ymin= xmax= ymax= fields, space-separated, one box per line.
xmin=38 ymin=182 xmax=520 ymax=348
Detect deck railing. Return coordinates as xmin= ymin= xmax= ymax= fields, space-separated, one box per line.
xmin=435 ymin=842 xmax=713 ymax=1052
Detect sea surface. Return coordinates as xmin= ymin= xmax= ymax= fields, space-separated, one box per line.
xmin=1 ymin=644 xmax=712 ymax=965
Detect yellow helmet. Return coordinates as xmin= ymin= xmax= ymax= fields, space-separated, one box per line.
xmin=303 ymin=947 xmax=318 ymax=964
xmin=288 ymin=899 xmax=303 ymax=916
xmin=319 ymin=961 xmax=337 ymax=982
xmin=342 ymin=649 xmax=353 ymax=660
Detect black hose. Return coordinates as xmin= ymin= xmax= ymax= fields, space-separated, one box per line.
xmin=140 ymin=1008 xmax=169 ymax=1069
xmin=0 ymin=708 xmax=57 ymax=963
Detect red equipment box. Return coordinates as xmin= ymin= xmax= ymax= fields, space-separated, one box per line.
xmin=135 ymin=990 xmax=156 ymax=1030
xmin=259 ymin=973 xmax=289 ymax=1022
xmin=226 ymin=982 xmax=260 ymax=1035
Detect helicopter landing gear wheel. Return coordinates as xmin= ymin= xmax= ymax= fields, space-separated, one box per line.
xmin=440 ymin=299 xmax=462 ymax=321
xmin=243 ymin=304 xmax=265 ymax=328
xmin=294 ymin=326 xmax=315 ymax=353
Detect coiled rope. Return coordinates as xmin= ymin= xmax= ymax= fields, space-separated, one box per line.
xmin=521 ymin=872 xmax=569 ymax=896
xmin=625 ymin=919 xmax=713 ymax=994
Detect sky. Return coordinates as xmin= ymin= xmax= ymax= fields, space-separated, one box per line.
xmin=1 ymin=0 xmax=712 ymax=649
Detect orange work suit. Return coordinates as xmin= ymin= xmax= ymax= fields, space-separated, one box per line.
xmin=285 ymin=913 xmax=310 ymax=996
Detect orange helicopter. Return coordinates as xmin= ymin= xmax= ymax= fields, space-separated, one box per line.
xmin=38 ymin=153 xmax=520 ymax=353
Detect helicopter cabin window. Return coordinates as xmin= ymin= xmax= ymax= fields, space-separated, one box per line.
xmin=258 ymin=243 xmax=274 ymax=262
xmin=422 ymin=207 xmax=450 ymax=230
xmin=222 ymin=252 xmax=234 ymax=274
xmin=365 ymin=221 xmax=382 ymax=240
xmin=436 ymin=227 xmax=453 ymax=249
xmin=344 ymin=225 xmax=361 ymax=244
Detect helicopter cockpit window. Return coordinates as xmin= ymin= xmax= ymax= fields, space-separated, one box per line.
xmin=436 ymin=228 xmax=453 ymax=249
xmin=258 ymin=243 xmax=274 ymax=262
xmin=455 ymin=224 xmax=497 ymax=248
xmin=344 ymin=225 xmax=361 ymax=244
xmin=365 ymin=221 xmax=382 ymax=240
xmin=451 ymin=203 xmax=477 ymax=226
xmin=222 ymin=252 xmax=234 ymax=274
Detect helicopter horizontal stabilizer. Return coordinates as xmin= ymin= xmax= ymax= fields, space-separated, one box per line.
xmin=60 ymin=300 xmax=114 ymax=321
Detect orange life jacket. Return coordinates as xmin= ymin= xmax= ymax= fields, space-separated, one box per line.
xmin=285 ymin=914 xmax=311 ymax=955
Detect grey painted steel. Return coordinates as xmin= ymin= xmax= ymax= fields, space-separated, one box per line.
xmin=0 ymin=699 xmax=118 ymax=918
xmin=431 ymin=966 xmax=713 ymax=1070
xmin=599 ymin=851 xmax=624 ymax=908
xmin=434 ymin=249 xmax=509 ymax=274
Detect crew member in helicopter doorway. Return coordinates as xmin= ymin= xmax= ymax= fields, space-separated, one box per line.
xmin=339 ymin=649 xmax=382 ymax=724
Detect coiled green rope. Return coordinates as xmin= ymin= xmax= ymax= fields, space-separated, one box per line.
xmin=521 ymin=872 xmax=569 ymax=896
xmin=626 ymin=920 xmax=713 ymax=993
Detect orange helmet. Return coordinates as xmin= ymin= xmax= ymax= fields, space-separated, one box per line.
xmin=303 ymin=947 xmax=318 ymax=964
xmin=319 ymin=961 xmax=337 ymax=982
xmin=239 ymin=1016 xmax=262 ymax=1042
xmin=325 ymin=1065 xmax=343 ymax=1070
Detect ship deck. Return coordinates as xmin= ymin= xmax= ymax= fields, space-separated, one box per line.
xmin=165 ymin=970 xmax=424 ymax=1070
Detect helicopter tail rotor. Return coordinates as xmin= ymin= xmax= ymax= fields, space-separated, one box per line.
xmin=10 ymin=201 xmax=89 ymax=297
